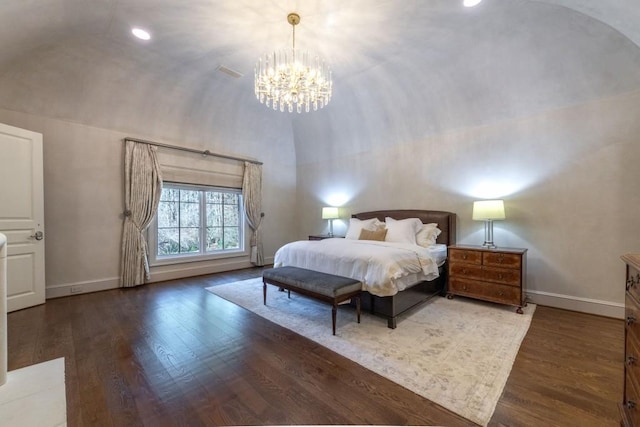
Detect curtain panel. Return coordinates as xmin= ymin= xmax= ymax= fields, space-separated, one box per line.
xmin=242 ymin=161 xmax=264 ymax=266
xmin=120 ymin=141 xmax=163 ymax=287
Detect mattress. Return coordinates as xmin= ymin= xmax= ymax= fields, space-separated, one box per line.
xmin=273 ymin=238 xmax=443 ymax=297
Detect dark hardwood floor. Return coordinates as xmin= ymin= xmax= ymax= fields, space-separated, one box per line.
xmin=8 ymin=267 xmax=622 ymax=426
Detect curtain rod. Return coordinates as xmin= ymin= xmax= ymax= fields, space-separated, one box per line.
xmin=124 ymin=137 xmax=263 ymax=165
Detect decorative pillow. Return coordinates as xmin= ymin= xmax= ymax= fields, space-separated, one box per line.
xmin=344 ymin=217 xmax=384 ymax=240
xmin=384 ymin=217 xmax=422 ymax=244
xmin=358 ymin=228 xmax=388 ymax=241
xmin=416 ymin=223 xmax=442 ymax=247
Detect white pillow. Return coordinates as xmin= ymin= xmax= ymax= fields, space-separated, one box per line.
xmin=384 ymin=217 xmax=422 ymax=244
xmin=345 ymin=217 xmax=384 ymax=240
xmin=416 ymin=223 xmax=442 ymax=247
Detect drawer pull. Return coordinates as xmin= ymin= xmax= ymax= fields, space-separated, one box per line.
xmin=498 ymin=273 xmax=504 ymax=280
xmin=627 ymin=355 xmax=637 ymax=366
xmin=462 ymin=268 xmax=468 ymax=275
xmin=498 ymin=291 xmax=504 ymax=297
xmin=628 ymin=277 xmax=636 ymax=291
xmin=627 ymin=400 xmax=636 ymax=410
xmin=628 ymin=315 xmax=637 ymax=326
xmin=462 ymin=254 xmax=468 ymax=260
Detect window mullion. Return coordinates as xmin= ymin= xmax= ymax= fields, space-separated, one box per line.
xmin=177 ymin=189 xmax=182 ymax=254
xmin=200 ymin=190 xmax=206 ymax=254
xmin=221 ymin=195 xmax=225 ymax=249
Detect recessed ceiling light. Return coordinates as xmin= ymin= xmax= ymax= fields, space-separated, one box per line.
xmin=463 ymin=0 xmax=482 ymax=7
xmin=131 ymin=28 xmax=151 ymax=40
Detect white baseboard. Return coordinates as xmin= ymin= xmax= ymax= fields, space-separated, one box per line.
xmin=527 ymin=290 xmax=624 ymax=319
xmin=45 ymin=256 xmax=275 ymax=299
xmin=46 ymin=276 xmax=120 ymax=299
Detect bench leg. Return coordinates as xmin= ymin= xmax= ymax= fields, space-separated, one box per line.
xmin=332 ymin=303 xmax=337 ymax=335
xmin=263 ymin=281 xmax=267 ymax=305
xmin=356 ymin=296 xmax=361 ymax=324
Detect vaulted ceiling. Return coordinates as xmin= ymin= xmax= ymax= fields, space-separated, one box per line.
xmin=1 ymin=0 xmax=639 ymax=162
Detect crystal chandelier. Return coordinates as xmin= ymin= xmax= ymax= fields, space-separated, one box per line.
xmin=255 ymin=13 xmax=332 ymax=113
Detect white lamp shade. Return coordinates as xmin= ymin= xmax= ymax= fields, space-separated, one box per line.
xmin=463 ymin=0 xmax=482 ymax=7
xmin=472 ymin=200 xmax=505 ymax=220
xmin=322 ymin=207 xmax=339 ymax=219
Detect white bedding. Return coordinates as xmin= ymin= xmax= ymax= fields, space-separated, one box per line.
xmin=273 ymin=238 xmax=444 ymax=297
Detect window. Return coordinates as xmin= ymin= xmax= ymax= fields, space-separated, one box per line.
xmin=150 ymin=183 xmax=245 ymax=264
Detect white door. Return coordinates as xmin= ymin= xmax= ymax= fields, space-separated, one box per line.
xmin=0 ymin=123 xmax=45 ymax=311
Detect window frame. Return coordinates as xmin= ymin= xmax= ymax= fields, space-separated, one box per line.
xmin=148 ymin=182 xmax=247 ymax=266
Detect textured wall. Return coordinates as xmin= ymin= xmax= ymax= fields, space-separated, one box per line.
xmin=297 ymin=89 xmax=640 ymax=311
xmin=0 ymin=108 xmax=298 ymax=294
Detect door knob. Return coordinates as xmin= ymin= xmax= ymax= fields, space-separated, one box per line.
xmin=30 ymin=231 xmax=44 ymax=241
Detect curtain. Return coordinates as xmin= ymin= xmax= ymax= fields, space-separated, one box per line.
xmin=120 ymin=141 xmax=163 ymax=287
xmin=242 ymin=161 xmax=264 ymax=266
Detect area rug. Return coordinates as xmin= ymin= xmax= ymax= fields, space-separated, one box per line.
xmin=206 ymin=278 xmax=535 ymax=426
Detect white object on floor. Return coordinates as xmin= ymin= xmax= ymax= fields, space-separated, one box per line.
xmin=0 ymin=357 xmax=66 ymax=427
xmin=0 ymin=233 xmax=6 ymax=385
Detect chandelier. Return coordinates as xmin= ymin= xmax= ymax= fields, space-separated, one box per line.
xmin=255 ymin=13 xmax=332 ymax=113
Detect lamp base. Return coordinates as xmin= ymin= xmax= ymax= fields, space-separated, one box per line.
xmin=483 ymin=220 xmax=497 ymax=249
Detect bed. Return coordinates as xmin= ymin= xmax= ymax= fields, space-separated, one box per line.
xmin=274 ymin=209 xmax=457 ymax=328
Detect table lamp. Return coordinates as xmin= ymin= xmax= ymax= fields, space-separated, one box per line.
xmin=472 ymin=200 xmax=505 ymax=249
xmin=322 ymin=207 xmax=339 ymax=237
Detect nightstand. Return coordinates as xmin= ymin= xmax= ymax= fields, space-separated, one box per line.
xmin=308 ymin=234 xmax=335 ymax=241
xmin=447 ymin=244 xmax=527 ymax=313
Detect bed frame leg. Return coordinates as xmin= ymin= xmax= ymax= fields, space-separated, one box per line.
xmin=387 ymin=317 xmax=397 ymax=329
xmin=332 ymin=304 xmax=337 ymax=335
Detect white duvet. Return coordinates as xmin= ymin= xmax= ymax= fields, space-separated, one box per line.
xmin=273 ymin=238 xmax=441 ymax=297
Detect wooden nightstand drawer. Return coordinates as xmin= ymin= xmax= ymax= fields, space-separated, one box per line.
xmin=483 ymin=252 xmax=522 ymax=269
xmin=626 ymin=331 xmax=640 ymax=396
xmin=627 ymin=293 xmax=640 ymax=344
xmin=624 ymin=334 xmax=640 ymax=427
xmin=449 ymin=248 xmax=482 ymax=265
xmin=449 ymin=277 xmax=521 ymax=306
xmin=483 ymin=266 xmax=521 ymax=287
xmin=627 ymin=263 xmax=640 ymax=306
xmin=449 ymin=263 xmax=483 ymax=280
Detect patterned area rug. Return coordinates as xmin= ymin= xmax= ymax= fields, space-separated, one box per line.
xmin=206 ymin=278 xmax=535 ymax=426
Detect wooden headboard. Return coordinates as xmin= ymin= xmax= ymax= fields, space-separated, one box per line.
xmin=352 ymin=210 xmax=457 ymax=246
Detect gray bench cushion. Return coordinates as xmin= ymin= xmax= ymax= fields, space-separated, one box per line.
xmin=263 ymin=266 xmax=361 ymax=297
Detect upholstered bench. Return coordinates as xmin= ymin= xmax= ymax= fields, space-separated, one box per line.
xmin=262 ymin=266 xmax=362 ymax=335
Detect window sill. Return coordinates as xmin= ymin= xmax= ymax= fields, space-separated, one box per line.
xmin=150 ymin=249 xmax=249 ymax=267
